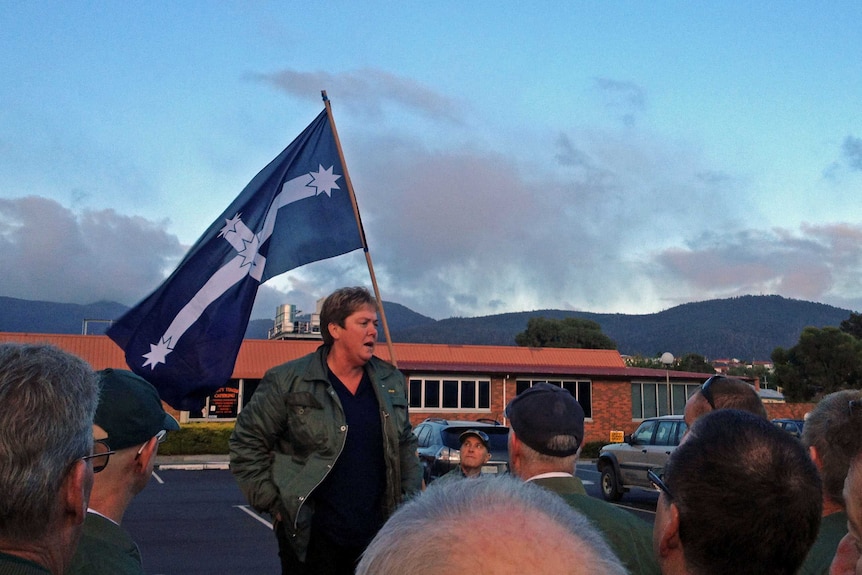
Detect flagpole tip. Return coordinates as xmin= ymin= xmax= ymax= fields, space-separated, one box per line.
xmin=321 ymin=90 xmax=328 ymax=102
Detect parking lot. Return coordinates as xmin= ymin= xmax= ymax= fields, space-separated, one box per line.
xmin=123 ymin=462 xmax=658 ymax=575
xmin=124 ymin=467 xmax=280 ymax=574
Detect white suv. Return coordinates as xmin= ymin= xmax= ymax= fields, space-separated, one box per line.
xmin=596 ymin=415 xmax=687 ymax=501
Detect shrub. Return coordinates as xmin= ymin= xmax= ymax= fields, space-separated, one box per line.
xmin=580 ymin=440 xmax=609 ymax=460
xmin=159 ymin=422 xmax=235 ymax=455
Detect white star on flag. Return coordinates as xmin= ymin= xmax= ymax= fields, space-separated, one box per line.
xmin=309 ymin=164 xmax=341 ymax=196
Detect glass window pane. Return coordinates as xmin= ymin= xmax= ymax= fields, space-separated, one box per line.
xmin=631 ymin=384 xmax=643 ymax=419
xmin=671 ymin=384 xmax=687 ymax=414
xmin=516 ymin=380 xmax=530 ymax=395
xmin=655 ymin=421 xmax=674 ymax=445
xmin=643 ymin=384 xmax=657 ymax=418
xmin=416 ymin=425 xmax=430 ymax=446
xmin=633 ymin=420 xmax=656 ymax=443
xmin=424 ymin=380 xmax=440 ymax=408
xmin=409 ymin=379 xmax=422 ymax=408
xmin=578 ymin=381 xmax=592 ymax=418
xmin=478 ymin=381 xmax=490 ymax=408
xmin=657 ymin=383 xmax=670 ymax=416
xmin=442 ymin=380 xmax=458 ymax=408
xmin=461 ymin=380 xmax=476 ymax=408
xmin=563 ymin=381 xmax=577 ymax=396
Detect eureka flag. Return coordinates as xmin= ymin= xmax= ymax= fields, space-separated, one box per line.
xmin=107 ymin=110 xmax=364 ymax=410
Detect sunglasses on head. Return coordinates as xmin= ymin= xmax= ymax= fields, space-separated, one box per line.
xmin=700 ymin=375 xmax=727 ymax=410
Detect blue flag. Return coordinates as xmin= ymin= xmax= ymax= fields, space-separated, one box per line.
xmin=107 ymin=110 xmax=364 ymax=410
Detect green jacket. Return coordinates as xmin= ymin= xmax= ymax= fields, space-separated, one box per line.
xmin=67 ymin=512 xmax=144 ymax=575
xmin=798 ymin=510 xmax=847 ymax=575
xmin=229 ymin=345 xmax=421 ymax=560
xmin=532 ymin=475 xmax=661 ymax=575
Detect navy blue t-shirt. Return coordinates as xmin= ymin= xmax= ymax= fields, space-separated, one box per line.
xmin=311 ymin=369 xmax=386 ymax=547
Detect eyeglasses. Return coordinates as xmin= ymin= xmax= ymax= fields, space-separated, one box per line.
xmin=700 ymin=375 xmax=725 ymax=410
xmin=648 ymin=468 xmax=673 ymax=500
xmin=136 ymin=429 xmax=168 ymax=457
xmin=82 ymin=439 xmax=116 ymax=473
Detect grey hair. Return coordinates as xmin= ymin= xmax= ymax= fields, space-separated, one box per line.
xmin=519 ymin=436 xmax=581 ymax=470
xmin=0 ymin=343 xmax=100 ymax=540
xmin=801 ymin=388 xmax=862 ymax=506
xmin=356 ymin=475 xmax=627 ymax=575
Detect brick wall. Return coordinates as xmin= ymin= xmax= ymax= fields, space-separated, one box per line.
xmin=764 ymin=402 xmax=815 ymax=420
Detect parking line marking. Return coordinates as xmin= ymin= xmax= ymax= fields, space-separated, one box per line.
xmin=151 ymin=471 xmax=164 ymax=484
xmin=234 ymin=505 xmax=273 ymax=529
xmin=614 ymin=502 xmax=656 ymax=515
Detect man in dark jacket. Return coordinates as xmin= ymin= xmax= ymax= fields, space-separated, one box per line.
xmin=506 ymin=383 xmax=660 ymax=575
xmin=68 ymin=368 xmax=180 ymax=575
xmin=432 ymin=429 xmax=493 ymax=485
xmin=0 ymin=343 xmax=100 ymax=575
xmin=654 ymin=409 xmax=821 ymax=575
xmin=229 ymin=287 xmax=422 ymax=575
xmin=798 ymin=390 xmax=862 ymax=575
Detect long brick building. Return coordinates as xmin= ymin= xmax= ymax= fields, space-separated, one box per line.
xmin=0 ymin=332 xmax=809 ymax=443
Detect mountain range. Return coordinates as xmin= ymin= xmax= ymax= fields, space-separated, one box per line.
xmin=0 ymin=294 xmax=853 ymax=361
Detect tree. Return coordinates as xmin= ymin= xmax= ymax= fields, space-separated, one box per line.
xmin=675 ymin=353 xmax=716 ymax=374
xmin=771 ymin=326 xmax=862 ymax=401
xmin=727 ymin=363 xmax=772 ymax=385
xmin=840 ymin=312 xmax=862 ymax=340
xmin=515 ymin=317 xmax=616 ymax=350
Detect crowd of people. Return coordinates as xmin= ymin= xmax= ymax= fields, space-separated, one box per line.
xmin=1 ymin=286 xmax=861 ymax=574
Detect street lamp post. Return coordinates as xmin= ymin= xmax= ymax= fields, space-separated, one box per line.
xmin=660 ymin=352 xmax=674 ymax=416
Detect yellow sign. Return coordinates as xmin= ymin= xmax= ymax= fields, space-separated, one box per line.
xmin=609 ymin=430 xmax=625 ymax=443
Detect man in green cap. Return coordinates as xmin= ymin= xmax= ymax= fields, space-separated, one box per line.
xmin=68 ymin=368 xmax=180 ymax=575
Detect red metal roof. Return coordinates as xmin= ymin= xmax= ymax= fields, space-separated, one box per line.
xmin=0 ymin=333 xmax=627 ymax=378
xmin=0 ymin=333 xmax=126 ymax=370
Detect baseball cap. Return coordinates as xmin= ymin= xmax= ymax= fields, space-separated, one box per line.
xmin=459 ymin=429 xmax=490 ymax=449
xmin=95 ymin=368 xmax=180 ymax=451
xmin=505 ymin=383 xmax=584 ymax=456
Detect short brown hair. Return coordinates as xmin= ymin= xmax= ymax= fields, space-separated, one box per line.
xmin=320 ymin=287 xmax=377 ymax=346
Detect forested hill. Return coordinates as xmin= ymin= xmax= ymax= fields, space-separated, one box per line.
xmin=0 ymin=295 xmax=852 ymax=361
xmin=387 ymin=295 xmax=852 ymax=360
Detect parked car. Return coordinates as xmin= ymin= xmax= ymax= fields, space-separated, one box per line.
xmin=596 ymin=415 xmax=687 ymax=501
xmin=412 ymin=418 xmax=510 ymax=483
xmin=772 ymin=418 xmax=805 ymax=439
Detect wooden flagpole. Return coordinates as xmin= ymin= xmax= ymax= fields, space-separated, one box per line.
xmin=321 ymin=90 xmax=398 ymax=367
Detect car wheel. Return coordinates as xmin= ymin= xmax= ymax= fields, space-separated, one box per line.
xmin=600 ymin=466 xmax=623 ymax=502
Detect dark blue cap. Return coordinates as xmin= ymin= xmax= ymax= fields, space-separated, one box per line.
xmin=505 ymin=383 xmax=584 ymax=456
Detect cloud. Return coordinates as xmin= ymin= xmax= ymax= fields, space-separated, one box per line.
xmin=653 ymin=223 xmax=862 ymax=306
xmin=593 ymin=77 xmax=647 ymax=127
xmin=4 ymin=93 xmax=857 ymax=323
xmin=261 ymin=122 xmax=757 ymax=319
xmin=0 ymin=197 xmax=184 ymax=305
xmin=843 ymin=136 xmax=862 ymax=171
xmin=246 ymin=68 xmax=465 ymax=123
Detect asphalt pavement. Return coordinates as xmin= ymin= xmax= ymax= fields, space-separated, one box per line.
xmin=126 ymin=458 xmax=658 ymax=574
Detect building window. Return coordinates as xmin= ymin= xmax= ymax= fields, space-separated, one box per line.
xmin=409 ymin=376 xmax=492 ymax=411
xmin=515 ymin=379 xmax=592 ymax=419
xmin=631 ymin=382 xmax=701 ymax=419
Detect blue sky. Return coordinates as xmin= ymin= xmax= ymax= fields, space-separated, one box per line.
xmin=2 ymin=2 xmax=861 ymax=321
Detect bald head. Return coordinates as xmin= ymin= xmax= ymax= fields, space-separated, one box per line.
xmin=357 ymin=476 xmax=626 ymax=575
xmin=684 ymin=375 xmax=767 ymax=427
